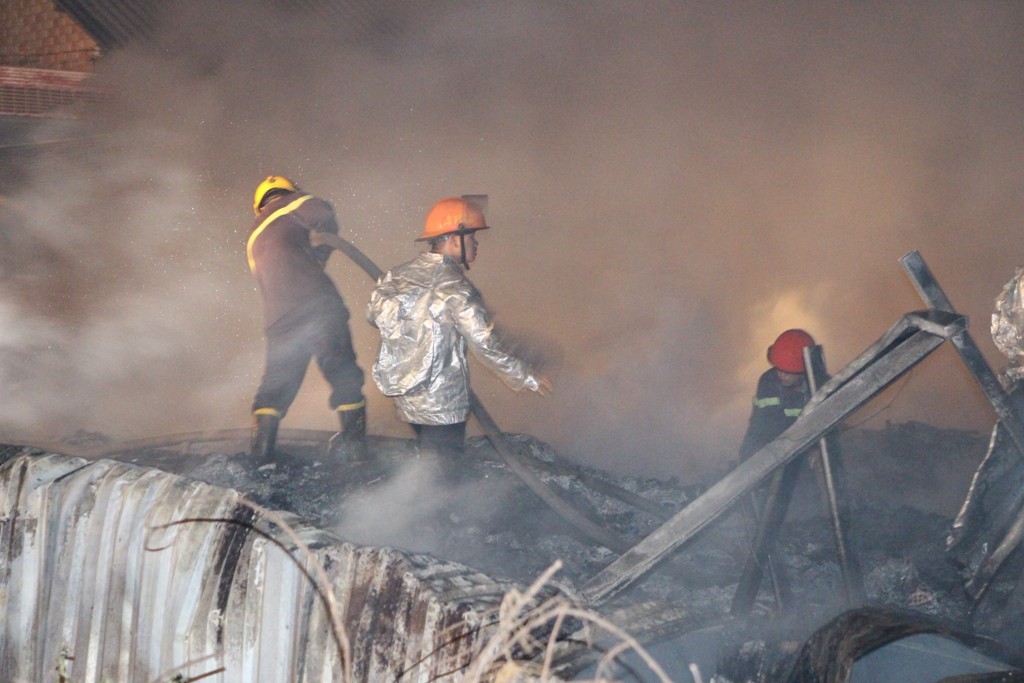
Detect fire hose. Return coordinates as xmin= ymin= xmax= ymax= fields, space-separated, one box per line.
xmin=312 ymin=231 xmax=633 ymax=553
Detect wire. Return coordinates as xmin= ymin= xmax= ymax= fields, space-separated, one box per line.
xmin=839 ymin=370 xmax=915 ymax=432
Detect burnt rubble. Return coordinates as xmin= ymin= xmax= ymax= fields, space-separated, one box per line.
xmin=93 ymin=417 xmax=1023 ymax=681
xmin=9 ymin=251 xmax=1024 ymax=680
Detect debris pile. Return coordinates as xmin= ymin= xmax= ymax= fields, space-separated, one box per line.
xmin=95 ymin=417 xmax=1023 ymax=680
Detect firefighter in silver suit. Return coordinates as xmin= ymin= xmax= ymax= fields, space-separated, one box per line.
xmin=367 ymin=197 xmax=552 ymax=461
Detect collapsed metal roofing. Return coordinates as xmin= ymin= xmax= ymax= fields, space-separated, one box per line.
xmin=0 ymin=449 xmax=509 ymax=681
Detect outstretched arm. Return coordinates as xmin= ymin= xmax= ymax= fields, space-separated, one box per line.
xmin=454 ymin=291 xmax=552 ymax=395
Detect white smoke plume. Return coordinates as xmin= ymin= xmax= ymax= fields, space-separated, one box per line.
xmin=332 ymin=457 xmax=452 ymax=553
xmin=2 ymin=1 xmax=1023 ymax=480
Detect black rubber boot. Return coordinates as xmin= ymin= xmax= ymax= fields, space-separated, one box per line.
xmin=250 ymin=413 xmax=280 ymax=466
xmin=327 ymin=406 xmax=369 ymax=466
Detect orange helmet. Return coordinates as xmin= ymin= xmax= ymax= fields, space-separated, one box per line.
xmin=767 ymin=329 xmax=816 ymax=373
xmin=416 ymin=197 xmax=489 ymax=241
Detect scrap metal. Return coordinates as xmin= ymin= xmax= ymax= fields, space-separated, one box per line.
xmin=804 ymin=344 xmax=864 ymax=604
xmin=899 ymin=251 xmax=1024 ymax=454
xmin=784 ymin=606 xmax=1024 ymax=683
xmin=0 ymin=448 xmax=514 ymax=681
xmin=583 ymin=251 xmax=989 ymax=606
xmin=901 ymin=252 xmax=1024 ymax=612
xmin=583 ymin=308 xmax=963 ymax=605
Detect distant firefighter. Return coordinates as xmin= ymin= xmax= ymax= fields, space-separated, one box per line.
xmin=739 ymin=328 xmax=816 ymax=460
xmin=367 ymin=196 xmax=551 ymax=468
xmin=246 ymin=175 xmax=367 ymax=466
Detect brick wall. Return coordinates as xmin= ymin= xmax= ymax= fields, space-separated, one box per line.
xmin=0 ymin=0 xmax=99 ymax=72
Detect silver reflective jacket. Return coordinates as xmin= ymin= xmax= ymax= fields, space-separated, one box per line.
xmin=993 ymin=267 xmax=1024 ymax=385
xmin=367 ymin=252 xmax=541 ymax=425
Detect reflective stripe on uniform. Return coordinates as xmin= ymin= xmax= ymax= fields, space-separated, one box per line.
xmin=335 ymin=399 xmax=366 ymax=412
xmin=753 ymin=396 xmax=803 ymax=418
xmin=246 ymin=194 xmax=314 ymax=273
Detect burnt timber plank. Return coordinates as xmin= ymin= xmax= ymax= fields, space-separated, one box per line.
xmin=806 ymin=344 xmax=865 ymax=605
xmin=900 ymin=250 xmax=1024 ymax=457
xmin=583 ymin=313 xmax=964 ymax=606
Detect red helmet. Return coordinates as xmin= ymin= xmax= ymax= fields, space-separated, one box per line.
xmin=767 ymin=329 xmax=816 ymax=373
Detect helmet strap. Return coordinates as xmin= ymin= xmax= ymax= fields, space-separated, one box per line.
xmin=458 ymin=229 xmax=470 ymax=270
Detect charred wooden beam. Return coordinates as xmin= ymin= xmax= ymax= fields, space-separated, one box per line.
xmin=730 ymin=458 xmax=801 ymax=615
xmin=583 ymin=312 xmax=964 ymax=606
xmin=902 ymin=251 xmax=1024 ymax=606
xmin=900 ymin=250 xmax=1024 ymax=456
xmin=805 ymin=345 xmax=865 ymax=605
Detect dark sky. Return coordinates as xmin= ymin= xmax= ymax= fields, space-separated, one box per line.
xmin=2 ymin=1 xmax=1023 ymax=480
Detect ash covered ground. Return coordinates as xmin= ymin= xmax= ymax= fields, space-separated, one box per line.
xmin=93 ymin=420 xmax=1024 ymax=679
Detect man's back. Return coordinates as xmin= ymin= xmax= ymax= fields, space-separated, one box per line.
xmin=369 ymin=253 xmax=476 ymax=421
xmin=248 ymin=191 xmax=342 ymax=327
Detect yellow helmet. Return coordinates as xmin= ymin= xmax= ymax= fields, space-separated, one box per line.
xmin=416 ymin=197 xmax=489 ymax=241
xmin=253 ymin=175 xmax=297 ymax=215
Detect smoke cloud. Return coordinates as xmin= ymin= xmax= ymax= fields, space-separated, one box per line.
xmin=2 ymin=1 xmax=1023 ymax=480
xmin=333 ymin=458 xmax=452 ymax=553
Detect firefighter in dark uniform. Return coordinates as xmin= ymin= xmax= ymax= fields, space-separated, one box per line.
xmin=247 ymin=175 xmax=366 ymax=465
xmin=734 ymin=328 xmax=817 ymax=604
xmin=739 ymin=328 xmax=815 ymax=460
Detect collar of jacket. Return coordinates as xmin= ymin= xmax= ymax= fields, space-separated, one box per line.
xmin=246 ymin=193 xmax=313 ymax=273
xmin=421 ymin=251 xmax=464 ymax=270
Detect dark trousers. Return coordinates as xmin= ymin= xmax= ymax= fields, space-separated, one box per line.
xmin=413 ymin=422 xmax=467 ymax=482
xmin=413 ymin=422 xmax=466 ymax=455
xmin=252 ymin=299 xmax=364 ymax=416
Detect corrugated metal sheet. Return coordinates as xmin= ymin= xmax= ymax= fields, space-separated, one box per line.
xmin=0 ymin=448 xmax=511 ymax=682
xmin=53 ymin=0 xmax=160 ymax=49
xmin=53 ymin=0 xmax=402 ymax=50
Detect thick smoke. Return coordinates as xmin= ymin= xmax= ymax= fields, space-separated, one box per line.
xmin=2 ymin=1 xmax=1023 ymax=480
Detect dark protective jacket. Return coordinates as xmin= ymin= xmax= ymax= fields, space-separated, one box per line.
xmin=739 ymin=368 xmax=811 ymax=461
xmin=247 ymin=191 xmax=342 ymax=329
xmin=247 ymin=190 xmax=364 ymax=416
